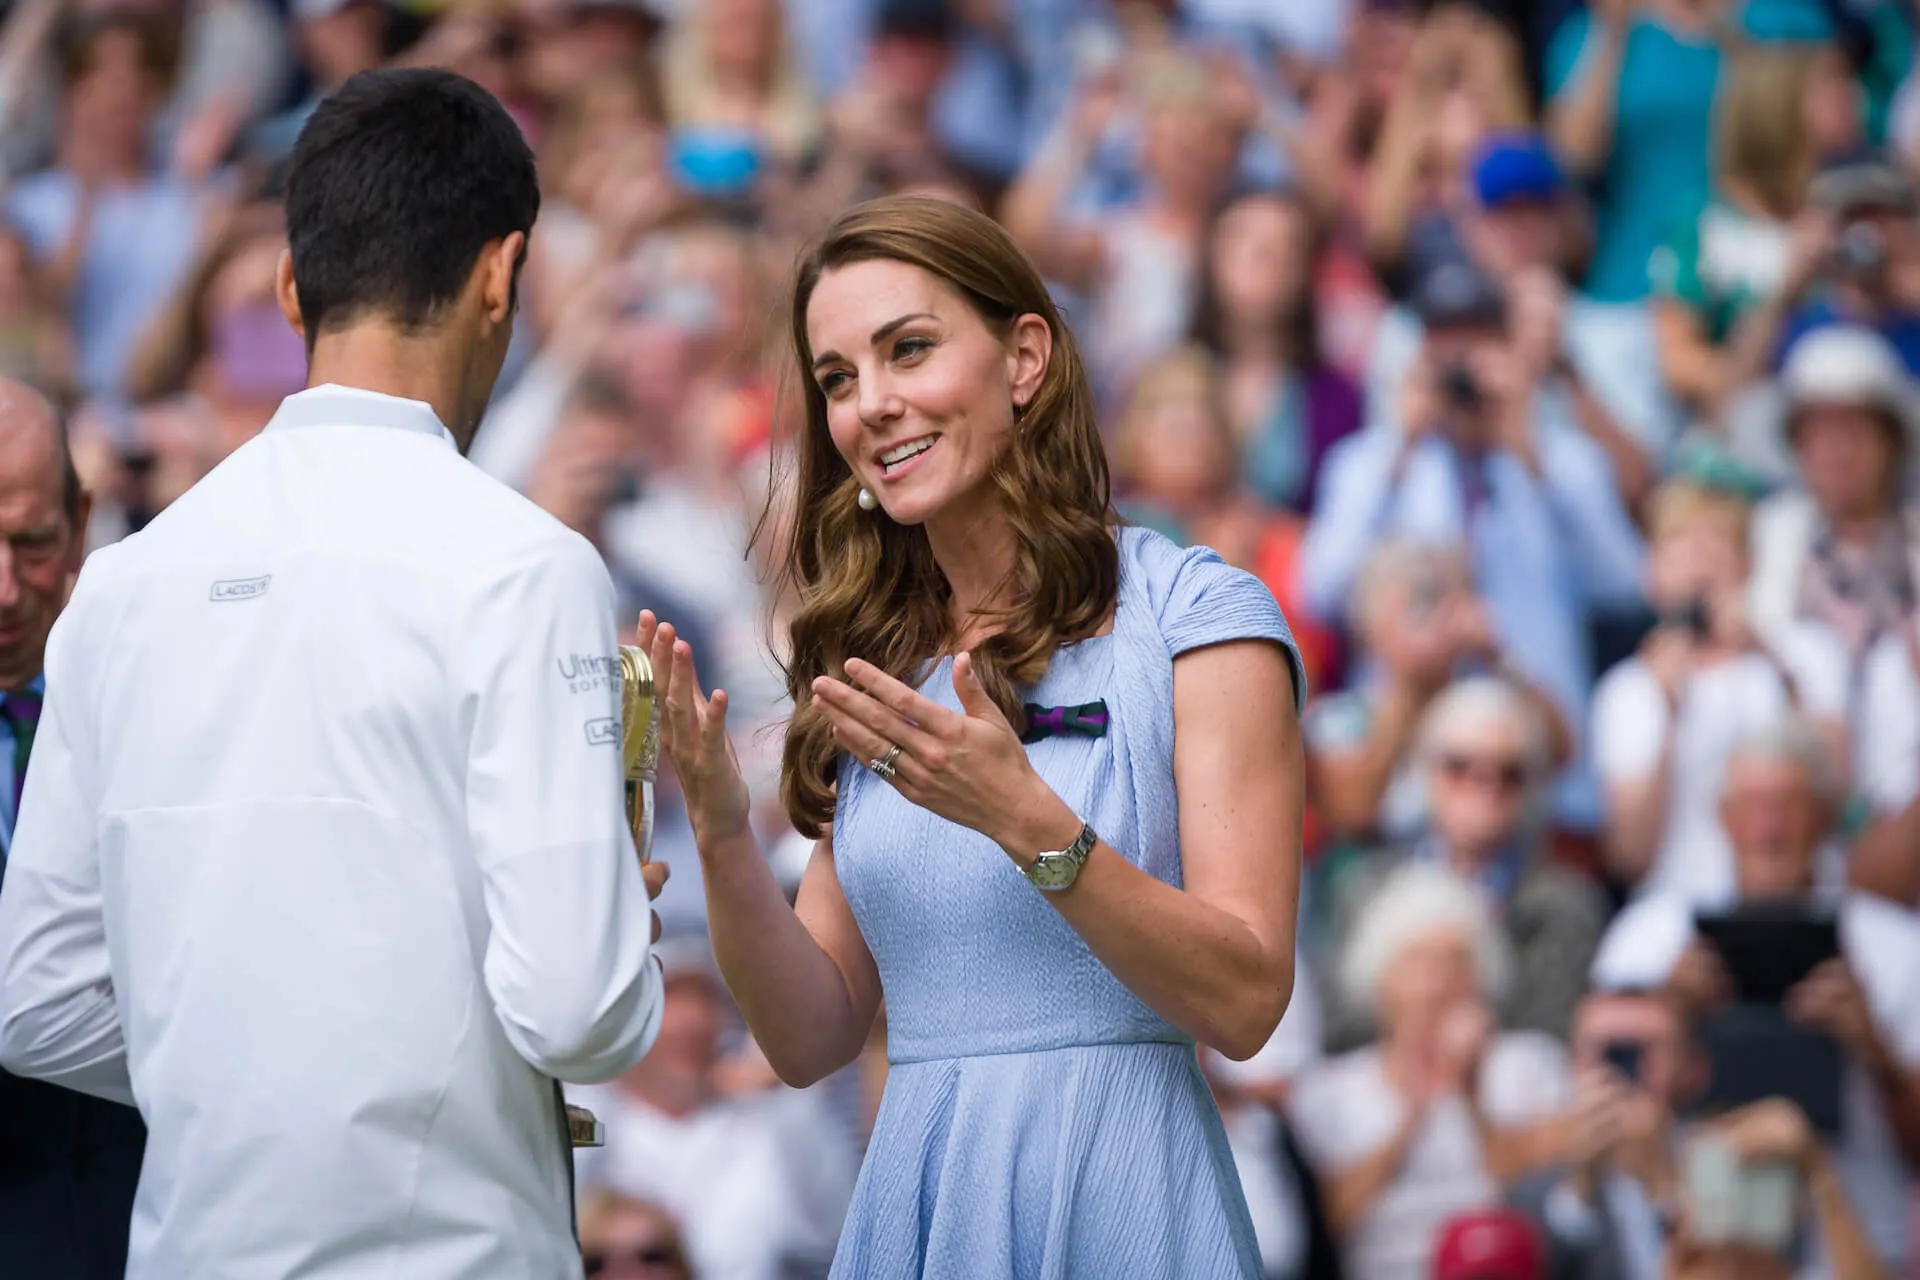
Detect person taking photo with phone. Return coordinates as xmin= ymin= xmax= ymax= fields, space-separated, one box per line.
xmin=1591 ymin=474 xmax=1850 ymax=904
xmin=1588 ymin=718 xmax=1920 ymax=1277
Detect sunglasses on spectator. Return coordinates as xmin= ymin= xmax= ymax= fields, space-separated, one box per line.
xmin=582 ymin=1243 xmax=685 ymax=1275
xmin=1436 ymin=753 xmax=1527 ymax=794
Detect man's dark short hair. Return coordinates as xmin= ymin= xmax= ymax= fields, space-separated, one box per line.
xmin=284 ymin=68 xmax=539 ymax=345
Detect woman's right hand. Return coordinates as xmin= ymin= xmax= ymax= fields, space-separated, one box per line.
xmin=638 ymin=611 xmax=753 ymax=847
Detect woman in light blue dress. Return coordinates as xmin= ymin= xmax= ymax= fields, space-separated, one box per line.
xmin=637 ymin=195 xmax=1306 ymax=1278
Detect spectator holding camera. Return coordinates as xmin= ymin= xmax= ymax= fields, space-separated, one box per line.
xmin=1307 ymin=539 xmax=1571 ymax=845
xmin=1593 ymin=475 xmax=1849 ymax=903
xmin=1773 ymin=155 xmax=1920 ymax=373
xmin=1368 ymin=132 xmax=1670 ymax=512
xmin=1665 ymin=1099 xmax=1885 ymax=1280
xmin=1319 ymin=677 xmax=1607 ymax=1052
xmin=1305 ymin=249 xmax=1644 ymax=836
xmin=1590 ymin=718 xmax=1920 ymax=1275
xmin=1512 ymin=987 xmax=1697 ymax=1280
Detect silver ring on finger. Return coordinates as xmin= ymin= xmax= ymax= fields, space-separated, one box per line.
xmin=868 ymin=743 xmax=902 ymax=781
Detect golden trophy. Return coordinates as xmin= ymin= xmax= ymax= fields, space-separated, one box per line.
xmin=617 ymin=645 xmax=660 ymax=865
xmin=566 ymin=644 xmax=661 ymax=1149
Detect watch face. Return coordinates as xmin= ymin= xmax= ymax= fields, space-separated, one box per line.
xmin=1030 ymin=853 xmax=1076 ymax=890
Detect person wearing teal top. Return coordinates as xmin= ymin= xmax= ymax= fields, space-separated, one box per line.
xmin=1545 ymin=0 xmax=1847 ymax=305
xmin=1546 ymin=0 xmax=1724 ymax=304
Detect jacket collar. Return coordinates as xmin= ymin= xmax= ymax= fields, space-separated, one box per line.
xmin=265 ymin=384 xmax=455 ymax=447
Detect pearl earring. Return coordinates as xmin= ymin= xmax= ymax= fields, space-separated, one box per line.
xmin=857 ymin=487 xmax=877 ymax=511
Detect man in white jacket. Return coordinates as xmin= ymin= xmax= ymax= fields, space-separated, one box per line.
xmin=0 ymin=68 xmax=667 ymax=1279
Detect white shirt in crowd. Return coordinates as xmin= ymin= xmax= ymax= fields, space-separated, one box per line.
xmin=1591 ymin=625 xmax=1848 ymax=905
xmin=1590 ymin=890 xmax=1920 ymax=1270
xmin=0 ymin=385 xmax=665 ymax=1279
xmin=570 ymin=1079 xmax=857 ymax=1280
xmin=1288 ymin=1032 xmax=1573 ymax=1280
xmin=1857 ymin=631 xmax=1918 ymax=816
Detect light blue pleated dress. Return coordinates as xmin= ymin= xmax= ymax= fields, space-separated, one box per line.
xmin=829 ymin=526 xmax=1307 ymax=1279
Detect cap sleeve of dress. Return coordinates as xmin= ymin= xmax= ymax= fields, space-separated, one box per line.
xmin=1143 ymin=533 xmax=1308 ymax=711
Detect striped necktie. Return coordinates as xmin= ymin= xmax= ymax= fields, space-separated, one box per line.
xmin=5 ymin=690 xmax=41 ymax=816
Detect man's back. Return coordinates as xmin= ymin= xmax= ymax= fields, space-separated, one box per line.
xmin=4 ymin=386 xmax=661 ymax=1278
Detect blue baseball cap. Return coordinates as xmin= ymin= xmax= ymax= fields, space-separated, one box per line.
xmin=1471 ymin=133 xmax=1566 ymax=210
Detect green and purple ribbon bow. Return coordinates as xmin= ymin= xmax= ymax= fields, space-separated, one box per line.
xmin=1020 ymin=700 xmax=1109 ymax=745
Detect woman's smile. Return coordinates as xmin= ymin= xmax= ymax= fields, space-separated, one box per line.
xmin=875 ymin=433 xmax=940 ymax=481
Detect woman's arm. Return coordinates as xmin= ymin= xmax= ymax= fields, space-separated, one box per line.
xmin=1046 ymin=639 xmax=1303 ymax=1059
xmin=812 ymin=640 xmax=1302 ymax=1062
xmin=998 ymin=85 xmax=1116 ymax=293
xmin=700 ymin=827 xmax=883 ymax=1088
xmin=1310 ymin=678 xmax=1431 ymax=839
xmin=1546 ymin=10 xmax=1630 ymax=179
xmin=1652 ymin=298 xmax=1731 ymax=416
xmin=1359 ymin=77 xmax=1437 ymax=272
xmin=643 ymin=617 xmax=882 ymax=1089
xmin=1562 ymin=360 xmax=1657 ymax=510
xmin=1806 ymin=1153 xmax=1889 ymax=1280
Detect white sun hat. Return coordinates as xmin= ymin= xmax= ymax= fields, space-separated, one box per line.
xmin=1780 ymin=325 xmax=1917 ymax=443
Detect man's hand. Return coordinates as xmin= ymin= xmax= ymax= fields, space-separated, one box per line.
xmin=1567 ymin=1065 xmax=1632 ymax=1167
xmin=1786 ymin=958 xmax=1879 ymax=1058
xmin=1719 ymin=1097 xmax=1819 ymax=1170
xmin=643 ymin=861 xmax=670 ymax=943
xmin=1507 ymin=267 xmax=1568 ymax=378
xmin=1434 ymin=1001 xmax=1493 ymax=1099
xmin=1781 ymin=208 xmax=1838 ymax=300
xmin=1666 ymin=939 xmax=1733 ymax=1016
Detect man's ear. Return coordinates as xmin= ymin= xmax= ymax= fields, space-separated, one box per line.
xmin=275 ymin=250 xmax=306 ymax=345
xmin=482 ymin=232 xmax=526 ymax=328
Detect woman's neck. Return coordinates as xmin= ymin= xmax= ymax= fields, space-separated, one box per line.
xmin=1220 ymin=319 xmax=1286 ymax=364
xmin=60 ymin=136 xmax=143 ymax=186
xmin=925 ymin=499 xmax=1021 ymax=645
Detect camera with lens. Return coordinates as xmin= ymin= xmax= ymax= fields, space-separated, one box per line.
xmin=1439 ymin=362 xmax=1483 ymax=412
xmin=1811 ymin=156 xmax=1916 ymax=283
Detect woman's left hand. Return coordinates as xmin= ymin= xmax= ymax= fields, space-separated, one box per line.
xmin=811 ymin=653 xmax=1063 ymax=853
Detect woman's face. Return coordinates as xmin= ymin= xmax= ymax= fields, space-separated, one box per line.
xmin=1142 ymin=100 xmax=1237 ymax=210
xmin=704 ymin=0 xmax=777 ymax=81
xmin=1378 ymin=926 xmax=1479 ymax=1031
xmin=68 ymin=29 xmax=161 ymax=156
xmin=1125 ymin=377 xmax=1233 ymax=508
xmin=1209 ymin=195 xmax=1309 ymax=332
xmin=806 ymin=258 xmax=1045 ymax=529
xmin=1795 ymin=403 xmax=1899 ymax=521
xmin=1426 ymin=717 xmax=1532 ymax=858
xmin=1647 ymin=507 xmax=1749 ymax=610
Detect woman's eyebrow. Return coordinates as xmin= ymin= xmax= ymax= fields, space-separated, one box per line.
xmin=811 ymin=312 xmax=937 ymax=372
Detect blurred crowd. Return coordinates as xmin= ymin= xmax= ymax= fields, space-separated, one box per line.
xmin=15 ymin=0 xmax=1920 ymax=1274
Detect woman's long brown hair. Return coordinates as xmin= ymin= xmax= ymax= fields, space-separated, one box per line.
xmin=767 ymin=196 xmax=1118 ymax=838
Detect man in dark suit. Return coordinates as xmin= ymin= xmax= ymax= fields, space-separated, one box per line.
xmin=0 ymin=377 xmax=145 ymax=1278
